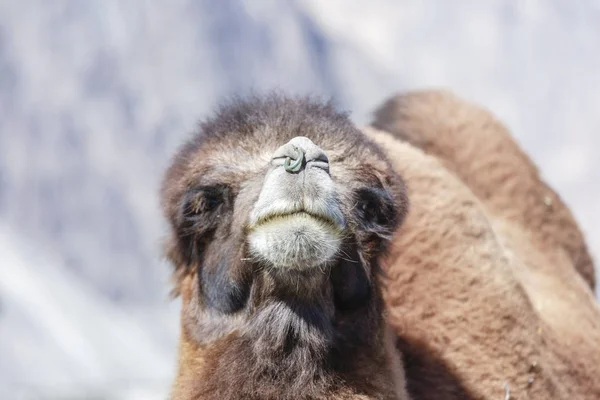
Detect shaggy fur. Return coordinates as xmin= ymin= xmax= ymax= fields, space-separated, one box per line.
xmin=162 ymin=94 xmax=410 ymax=400
xmin=365 ymin=89 xmax=600 ymax=399
xmin=162 ymin=90 xmax=600 ymax=400
xmin=372 ymin=90 xmax=595 ymax=290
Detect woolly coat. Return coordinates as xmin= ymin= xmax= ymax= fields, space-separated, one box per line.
xmin=366 ymin=90 xmax=600 ymax=399
xmin=168 ymin=90 xmax=600 ymax=399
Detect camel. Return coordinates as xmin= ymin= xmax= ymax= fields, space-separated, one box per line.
xmin=161 ymin=90 xmax=600 ymax=399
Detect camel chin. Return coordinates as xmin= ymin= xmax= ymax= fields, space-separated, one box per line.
xmin=248 ymin=213 xmax=343 ymax=270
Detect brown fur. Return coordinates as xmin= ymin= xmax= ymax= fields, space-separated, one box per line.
xmin=162 ymin=90 xmax=600 ymax=400
xmin=162 ymin=94 xmax=411 ymax=400
xmin=364 ymin=89 xmax=600 ymax=399
xmin=372 ymin=89 xmax=595 ymax=290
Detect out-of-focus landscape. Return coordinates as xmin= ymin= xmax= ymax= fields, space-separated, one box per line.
xmin=0 ymin=1 xmax=598 ymax=399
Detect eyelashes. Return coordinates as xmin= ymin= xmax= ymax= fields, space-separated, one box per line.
xmin=184 ymin=185 xmax=230 ymax=215
xmin=176 ymin=184 xmax=232 ymax=265
xmin=180 ymin=185 xmax=232 ymax=233
xmin=354 ymin=187 xmax=397 ymax=228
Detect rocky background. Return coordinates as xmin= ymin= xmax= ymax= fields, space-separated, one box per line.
xmin=1 ymin=1 xmax=599 ymax=398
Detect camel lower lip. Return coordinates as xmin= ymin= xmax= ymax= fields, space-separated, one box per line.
xmin=247 ymin=212 xmax=343 ymax=269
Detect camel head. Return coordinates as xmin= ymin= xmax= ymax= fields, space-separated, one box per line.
xmin=161 ymin=94 xmax=409 ymax=400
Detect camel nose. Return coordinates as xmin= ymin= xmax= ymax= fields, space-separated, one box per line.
xmin=271 ymin=136 xmax=330 ymax=173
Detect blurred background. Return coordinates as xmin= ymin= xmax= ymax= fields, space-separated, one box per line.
xmin=1 ymin=1 xmax=599 ymax=399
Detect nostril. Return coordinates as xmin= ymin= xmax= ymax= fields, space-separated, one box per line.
xmin=307 ymin=159 xmax=329 ymax=173
xmin=305 ymin=148 xmax=329 ymax=173
xmin=283 ymin=146 xmax=304 ymax=172
xmin=307 ymin=151 xmax=329 ymax=164
xmin=271 ymin=136 xmax=330 ymax=173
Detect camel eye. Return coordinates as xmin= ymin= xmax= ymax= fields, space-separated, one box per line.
xmin=354 ymin=187 xmax=394 ymax=226
xmin=207 ymin=198 xmax=219 ymax=209
xmin=356 ymin=189 xmax=378 ymax=223
xmin=203 ymin=190 xmax=222 ymax=211
xmin=185 ymin=185 xmax=229 ymax=215
xmin=359 ymin=201 xmax=369 ymax=212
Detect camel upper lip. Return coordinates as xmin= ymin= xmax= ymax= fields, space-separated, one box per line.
xmin=250 ymin=204 xmax=345 ymax=231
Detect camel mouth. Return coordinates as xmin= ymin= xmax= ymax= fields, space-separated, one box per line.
xmin=252 ymin=209 xmax=343 ymax=232
xmin=248 ymin=199 xmax=346 ymax=233
xmin=247 ymin=209 xmax=344 ymax=270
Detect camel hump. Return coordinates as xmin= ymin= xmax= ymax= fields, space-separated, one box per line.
xmin=371 ymin=89 xmax=595 ymax=290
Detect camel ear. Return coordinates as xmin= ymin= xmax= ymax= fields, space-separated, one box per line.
xmin=330 ymin=250 xmax=371 ymax=311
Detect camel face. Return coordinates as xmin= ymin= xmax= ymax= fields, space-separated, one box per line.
xmin=162 ymin=95 xmax=407 ymax=315
xmin=162 ymin=94 xmax=410 ymax=399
